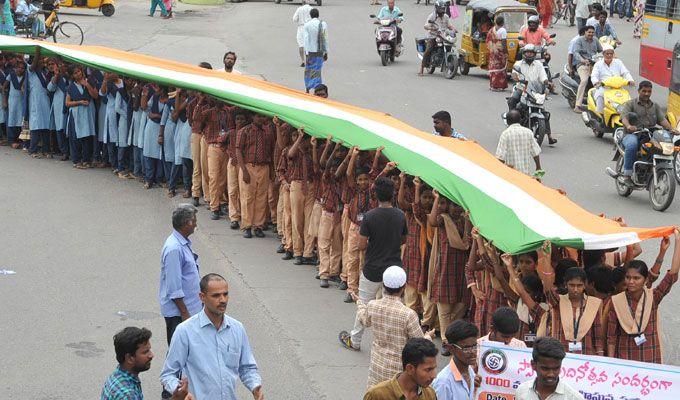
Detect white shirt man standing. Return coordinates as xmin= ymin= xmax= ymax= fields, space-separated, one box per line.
xmin=293 ymin=0 xmax=313 ymax=67
xmin=496 ymin=109 xmax=541 ymax=176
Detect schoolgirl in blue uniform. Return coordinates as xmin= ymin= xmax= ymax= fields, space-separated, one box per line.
xmin=141 ymin=84 xmax=167 ymax=189
xmin=6 ymin=55 xmax=27 ymax=149
xmin=27 ymin=49 xmax=53 ymax=157
xmin=160 ymin=91 xmax=177 ymax=196
xmin=65 ymin=65 xmax=97 ymax=169
xmin=47 ymin=59 xmax=69 ymax=161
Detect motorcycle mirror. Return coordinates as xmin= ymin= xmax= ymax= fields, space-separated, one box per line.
xmin=517 ymin=36 xmax=524 ymax=41
xmin=549 ymin=33 xmax=556 ymax=38
xmin=369 ymin=14 xmax=376 ymax=18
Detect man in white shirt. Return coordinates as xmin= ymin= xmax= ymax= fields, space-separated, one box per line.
xmin=16 ymin=0 xmax=45 ymax=37
xmin=585 ymin=2 xmax=603 ymax=27
xmin=497 ymin=110 xmax=542 ymax=174
xmin=293 ymin=0 xmax=313 ymax=67
xmin=515 ymin=337 xmax=584 ymax=400
xmin=574 ymin=0 xmax=593 ymax=33
xmin=590 ymin=45 xmax=634 ymax=113
xmin=303 ymin=8 xmax=329 ymax=93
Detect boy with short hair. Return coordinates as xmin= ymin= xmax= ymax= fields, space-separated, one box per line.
xmin=433 ymin=320 xmax=479 ymax=400
xmin=478 ymin=306 xmax=527 ymax=348
xmin=515 ymin=337 xmax=584 ymax=400
xmin=364 ymin=338 xmax=438 ymax=400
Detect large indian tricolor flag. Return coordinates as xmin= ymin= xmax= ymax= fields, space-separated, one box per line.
xmin=0 ymin=37 xmax=672 ymax=253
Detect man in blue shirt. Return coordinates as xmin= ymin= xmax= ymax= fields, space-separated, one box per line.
xmin=376 ymin=0 xmax=404 ymax=45
xmin=432 ymin=320 xmax=480 ymax=400
xmin=432 ymin=110 xmax=466 ymax=139
xmin=160 ymin=273 xmax=264 ymax=400
xmin=159 ymin=204 xmax=202 ymax=344
xmin=101 ymin=327 xmax=192 ymax=400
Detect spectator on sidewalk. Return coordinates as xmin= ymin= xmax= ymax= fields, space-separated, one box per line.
xmin=160 ymin=273 xmax=264 ymax=400
xmin=364 ymin=338 xmax=438 ymax=400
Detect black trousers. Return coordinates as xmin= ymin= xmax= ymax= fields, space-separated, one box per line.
xmin=164 ymin=316 xmax=183 ymax=345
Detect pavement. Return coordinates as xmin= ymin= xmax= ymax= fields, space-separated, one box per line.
xmin=2 ymin=0 xmax=680 ymax=399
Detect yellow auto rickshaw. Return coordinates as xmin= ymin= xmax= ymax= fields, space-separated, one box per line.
xmin=54 ymin=0 xmax=115 ymax=16
xmin=459 ymin=0 xmax=536 ymax=75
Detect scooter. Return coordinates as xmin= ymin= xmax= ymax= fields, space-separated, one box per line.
xmin=581 ymin=76 xmax=632 ymax=138
xmin=370 ymin=13 xmax=403 ymax=66
xmin=606 ymin=127 xmax=678 ymax=211
xmin=416 ymin=27 xmax=459 ymax=79
xmin=559 ymin=54 xmax=601 ymax=110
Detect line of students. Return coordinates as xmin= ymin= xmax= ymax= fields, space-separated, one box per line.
xmin=3 ymin=48 xmax=680 ymax=369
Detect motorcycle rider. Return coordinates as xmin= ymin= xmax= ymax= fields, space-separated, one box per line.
xmin=508 ymin=44 xmax=557 ymax=145
xmin=520 ymin=15 xmax=555 ymax=92
xmin=376 ymin=0 xmax=404 ymax=46
xmin=594 ymin=11 xmax=621 ymax=46
xmin=572 ymin=25 xmax=602 ymax=113
xmin=619 ymin=81 xmax=679 ymax=186
xmin=519 ymin=15 xmax=555 ymax=47
xmin=590 ymin=44 xmax=633 ymax=115
xmin=418 ymin=0 xmax=455 ymax=75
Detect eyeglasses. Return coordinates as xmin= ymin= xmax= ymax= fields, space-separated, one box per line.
xmin=449 ymin=343 xmax=478 ymax=353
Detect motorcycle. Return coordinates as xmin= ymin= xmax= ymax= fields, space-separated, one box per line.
xmin=606 ymin=127 xmax=678 ymax=211
xmin=581 ymin=76 xmax=632 ymax=138
xmin=503 ymin=73 xmax=555 ymax=146
xmin=415 ymin=26 xmax=459 ymax=79
xmin=518 ymin=34 xmax=557 ymax=90
xmin=369 ymin=13 xmax=404 ymax=66
xmin=559 ymin=53 xmax=601 ymax=110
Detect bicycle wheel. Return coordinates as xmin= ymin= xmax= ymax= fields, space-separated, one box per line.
xmin=52 ymin=21 xmax=83 ymax=45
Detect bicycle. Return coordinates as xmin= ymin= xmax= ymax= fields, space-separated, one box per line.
xmin=13 ymin=2 xmax=84 ymax=45
xmin=551 ymin=0 xmax=574 ymax=27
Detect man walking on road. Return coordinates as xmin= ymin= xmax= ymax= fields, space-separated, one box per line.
xmin=496 ymin=110 xmax=542 ymax=176
xmin=159 ymin=204 xmax=202 ymax=343
xmin=338 ymin=177 xmax=408 ymax=351
xmin=293 ymin=0 xmax=313 ymax=67
xmin=353 ymin=266 xmax=431 ymax=388
xmin=159 ymin=204 xmax=202 ymax=398
xmin=101 ymin=327 xmax=193 ymax=400
xmin=303 ymin=8 xmax=329 ymax=93
xmin=160 ymin=273 xmax=264 ymax=400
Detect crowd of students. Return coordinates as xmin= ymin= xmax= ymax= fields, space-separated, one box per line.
xmin=3 ymin=46 xmax=680 ymax=393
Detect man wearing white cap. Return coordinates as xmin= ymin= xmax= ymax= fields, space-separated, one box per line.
xmin=590 ymin=44 xmax=634 ymax=115
xmin=341 ymin=266 xmax=432 ymax=389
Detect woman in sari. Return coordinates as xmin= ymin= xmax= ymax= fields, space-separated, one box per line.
xmin=486 ymin=16 xmax=508 ymax=91
xmin=0 ymin=0 xmax=15 ymax=36
xmin=537 ymin=0 xmax=554 ymax=28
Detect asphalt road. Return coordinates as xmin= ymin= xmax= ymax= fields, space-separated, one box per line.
xmin=1 ymin=1 xmax=680 ymax=399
